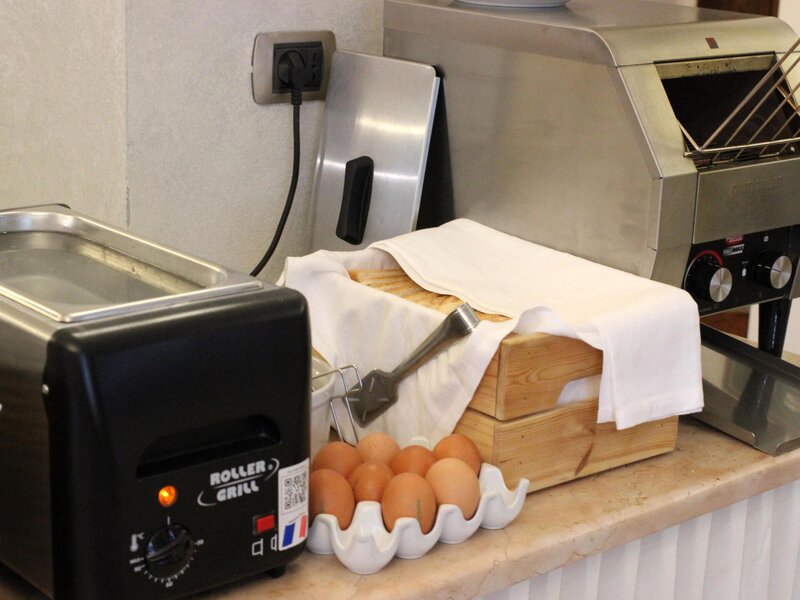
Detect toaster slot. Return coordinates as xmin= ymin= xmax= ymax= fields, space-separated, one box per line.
xmin=657 ymin=51 xmax=800 ymax=166
xmin=136 ymin=415 xmax=281 ymax=478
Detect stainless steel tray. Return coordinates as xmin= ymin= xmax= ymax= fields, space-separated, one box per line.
xmin=697 ymin=324 xmax=800 ymax=455
xmin=0 ymin=205 xmax=260 ymax=323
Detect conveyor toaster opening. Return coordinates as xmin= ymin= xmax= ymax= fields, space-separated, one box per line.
xmin=657 ymin=53 xmax=800 ymax=166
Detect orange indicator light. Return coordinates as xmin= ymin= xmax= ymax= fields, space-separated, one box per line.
xmin=158 ymin=485 xmax=178 ymax=507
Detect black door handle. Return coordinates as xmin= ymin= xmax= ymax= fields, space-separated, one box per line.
xmin=336 ymin=156 xmax=374 ymax=245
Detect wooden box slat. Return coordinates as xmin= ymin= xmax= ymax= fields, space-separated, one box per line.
xmin=455 ymin=402 xmax=679 ymax=491
xmin=474 ymin=332 xmax=603 ymax=420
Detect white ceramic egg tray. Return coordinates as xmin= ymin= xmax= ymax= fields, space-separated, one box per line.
xmin=307 ymin=461 xmax=529 ymax=574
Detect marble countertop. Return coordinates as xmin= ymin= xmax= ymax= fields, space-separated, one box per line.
xmin=197 ymin=419 xmax=800 ymax=599
xmin=3 ymin=419 xmax=800 ymax=600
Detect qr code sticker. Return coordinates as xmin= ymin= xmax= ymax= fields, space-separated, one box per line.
xmin=278 ymin=458 xmax=309 ymax=550
xmin=283 ymin=471 xmax=307 ymax=511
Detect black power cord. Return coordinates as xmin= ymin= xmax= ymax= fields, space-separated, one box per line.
xmin=250 ymin=51 xmax=306 ymax=277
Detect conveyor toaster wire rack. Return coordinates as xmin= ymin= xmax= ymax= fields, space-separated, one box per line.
xmin=673 ymin=38 xmax=800 ymax=166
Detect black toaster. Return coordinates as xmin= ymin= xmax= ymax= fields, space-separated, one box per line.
xmin=0 ymin=205 xmax=310 ymax=599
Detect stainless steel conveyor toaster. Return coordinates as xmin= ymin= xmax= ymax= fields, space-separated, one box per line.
xmin=0 ymin=205 xmax=311 ymax=599
xmin=384 ymin=0 xmax=800 ymax=453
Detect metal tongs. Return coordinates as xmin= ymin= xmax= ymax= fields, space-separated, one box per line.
xmin=346 ymin=303 xmax=480 ymax=427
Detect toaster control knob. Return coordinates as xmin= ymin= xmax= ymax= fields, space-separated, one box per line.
xmin=754 ymin=252 xmax=793 ymax=290
xmin=145 ymin=524 xmax=195 ymax=579
xmin=690 ymin=260 xmax=733 ymax=303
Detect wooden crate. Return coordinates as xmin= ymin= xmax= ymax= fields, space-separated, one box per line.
xmin=455 ymin=404 xmax=678 ymax=492
xmin=349 ymin=269 xmax=678 ymax=491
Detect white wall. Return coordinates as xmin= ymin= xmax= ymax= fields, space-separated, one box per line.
xmin=0 ymin=1 xmax=127 ymax=225
xmin=125 ymin=1 xmax=383 ymax=280
xmin=779 ymin=3 xmax=800 ymax=33
xmin=0 ymin=1 xmax=383 ymax=282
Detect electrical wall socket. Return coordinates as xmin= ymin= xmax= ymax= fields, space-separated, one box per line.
xmin=252 ymin=31 xmax=336 ymax=105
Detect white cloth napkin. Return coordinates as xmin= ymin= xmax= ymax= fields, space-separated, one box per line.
xmin=373 ymin=218 xmax=704 ymax=428
xmin=281 ymin=248 xmax=515 ymax=446
xmin=282 ymin=219 xmax=703 ymax=444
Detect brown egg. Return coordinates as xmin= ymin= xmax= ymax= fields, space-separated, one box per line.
xmin=309 ymin=469 xmax=355 ymax=529
xmin=390 ymin=445 xmax=437 ymax=477
xmin=433 ymin=434 xmax=482 ymax=475
xmin=312 ymin=441 xmax=362 ymax=479
xmin=426 ymin=458 xmax=481 ymax=520
xmin=356 ymin=432 xmax=401 ymax=466
xmin=348 ymin=461 xmax=395 ymax=503
xmin=381 ymin=473 xmax=438 ymax=533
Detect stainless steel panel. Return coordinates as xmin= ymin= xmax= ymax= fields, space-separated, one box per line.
xmin=600 ymin=16 xmax=795 ymax=67
xmin=647 ymin=175 xmax=699 ymax=287
xmin=616 ymin=65 xmax=700 ymax=179
xmin=615 ymin=65 xmax=698 ymax=285
xmin=694 ymin=157 xmax=800 ymax=244
xmin=310 ymin=52 xmax=439 ymax=251
xmin=385 ymin=2 xmax=800 ymax=287
xmin=0 ymin=206 xmax=261 ymax=323
xmin=385 ymin=0 xmax=796 ymax=67
xmin=384 ymin=30 xmax=658 ymax=279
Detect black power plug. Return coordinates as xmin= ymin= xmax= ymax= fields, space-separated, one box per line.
xmin=272 ymin=42 xmax=324 ymax=96
xmin=277 ymin=50 xmax=305 ymax=87
xmin=249 ymin=32 xmax=335 ymax=276
xmin=276 ymin=50 xmax=306 ymax=106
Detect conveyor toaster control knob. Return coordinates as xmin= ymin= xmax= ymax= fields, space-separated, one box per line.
xmin=754 ymin=252 xmax=793 ymax=290
xmin=690 ymin=261 xmax=732 ymax=303
xmin=145 ymin=524 xmax=195 ymax=579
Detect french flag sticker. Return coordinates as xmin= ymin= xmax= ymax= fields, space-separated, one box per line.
xmin=279 ymin=515 xmax=308 ymax=550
